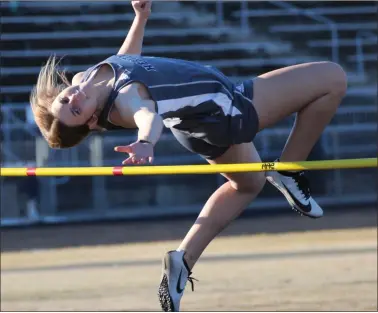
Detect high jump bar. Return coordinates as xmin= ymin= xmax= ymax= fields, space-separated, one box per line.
xmin=0 ymin=158 xmax=376 ymax=177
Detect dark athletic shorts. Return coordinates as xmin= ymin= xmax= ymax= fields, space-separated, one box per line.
xmin=170 ymin=79 xmax=259 ymax=160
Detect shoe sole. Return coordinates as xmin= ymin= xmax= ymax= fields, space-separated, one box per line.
xmin=266 ymin=175 xmax=322 ymax=219
xmin=158 ymin=254 xmax=175 ymax=312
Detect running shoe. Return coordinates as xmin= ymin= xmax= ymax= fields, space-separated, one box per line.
xmin=266 ymin=160 xmax=323 ymax=218
xmin=158 ymin=250 xmax=197 ymax=312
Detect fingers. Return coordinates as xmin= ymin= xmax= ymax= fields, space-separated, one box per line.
xmin=132 ymin=0 xmax=151 ymax=11
xmin=122 ymin=156 xmax=141 ymax=165
xmin=122 ymin=156 xmax=143 ymax=165
xmin=144 ymin=1 xmax=152 ymax=10
xmin=116 ymin=142 xmax=153 ymax=165
xmin=114 ymin=146 xmax=133 ymax=154
xmin=122 ymin=156 xmax=151 ymax=165
xmin=122 ymin=156 xmax=134 ymax=165
xmin=132 ymin=0 xmax=149 ymax=8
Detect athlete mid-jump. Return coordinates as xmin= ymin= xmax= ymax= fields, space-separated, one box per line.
xmin=30 ymin=1 xmax=347 ymax=311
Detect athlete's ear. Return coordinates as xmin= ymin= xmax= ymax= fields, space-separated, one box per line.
xmin=87 ymin=115 xmax=98 ymax=130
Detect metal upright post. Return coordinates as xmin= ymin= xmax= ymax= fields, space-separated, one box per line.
xmin=90 ymin=135 xmax=108 ymax=214
xmin=331 ymin=131 xmax=343 ymax=196
xmin=216 ymin=0 xmax=224 ymax=28
xmin=36 ymin=137 xmax=57 ymax=216
xmin=240 ymin=1 xmax=249 ymax=33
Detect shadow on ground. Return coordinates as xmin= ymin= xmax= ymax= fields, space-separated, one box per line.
xmin=1 ymin=207 xmax=377 ymax=253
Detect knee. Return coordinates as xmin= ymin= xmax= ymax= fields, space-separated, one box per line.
xmin=230 ymin=173 xmax=266 ymax=196
xmin=323 ymin=62 xmax=348 ymax=97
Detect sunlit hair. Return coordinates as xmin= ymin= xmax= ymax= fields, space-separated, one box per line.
xmin=30 ymin=55 xmax=90 ymax=149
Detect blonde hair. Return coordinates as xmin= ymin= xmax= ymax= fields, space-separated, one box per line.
xmin=30 ymin=55 xmax=90 ymax=148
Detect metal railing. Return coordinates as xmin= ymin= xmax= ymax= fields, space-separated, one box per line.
xmin=220 ymin=1 xmax=376 ymax=82
xmin=355 ymin=31 xmax=378 ymax=78
xmin=1 ymin=1 xmax=377 ymax=227
xmin=265 ymin=1 xmax=339 ymax=63
xmin=215 ymin=1 xmax=341 ymax=62
xmin=1 ymin=123 xmax=376 ymax=227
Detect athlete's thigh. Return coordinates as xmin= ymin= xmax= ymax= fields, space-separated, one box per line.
xmin=252 ymin=61 xmax=346 ymax=130
xmin=207 ymin=142 xmax=265 ymax=190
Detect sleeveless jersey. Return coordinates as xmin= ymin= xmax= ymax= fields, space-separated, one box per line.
xmin=80 ymin=54 xmax=238 ymax=130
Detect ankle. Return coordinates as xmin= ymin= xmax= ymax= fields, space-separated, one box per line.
xmin=276 ymin=158 xmax=304 ymax=174
xmin=178 ymin=250 xmax=195 ymax=271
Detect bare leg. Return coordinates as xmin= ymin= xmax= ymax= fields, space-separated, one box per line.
xmin=252 ymin=61 xmax=347 ymax=161
xmin=177 ymin=62 xmax=347 ymax=268
xmin=177 ymin=143 xmax=265 ymax=269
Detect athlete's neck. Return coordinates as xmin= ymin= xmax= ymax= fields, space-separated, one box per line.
xmin=93 ymin=79 xmax=113 ymax=113
xmin=89 ymin=65 xmax=115 ymax=117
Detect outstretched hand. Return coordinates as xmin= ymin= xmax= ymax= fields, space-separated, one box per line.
xmin=114 ymin=141 xmax=154 ymax=165
xmin=132 ymin=0 xmax=152 ymax=20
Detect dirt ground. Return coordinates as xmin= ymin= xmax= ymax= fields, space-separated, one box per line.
xmin=1 ymin=209 xmax=377 ymax=312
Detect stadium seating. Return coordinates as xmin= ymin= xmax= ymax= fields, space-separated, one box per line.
xmin=229 ymin=1 xmax=377 ymax=82
xmin=1 ymin=0 xmax=292 ymax=166
xmin=1 ymin=1 xmax=376 ymax=217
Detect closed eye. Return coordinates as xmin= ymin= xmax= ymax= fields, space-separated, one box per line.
xmin=60 ymin=97 xmax=69 ymax=105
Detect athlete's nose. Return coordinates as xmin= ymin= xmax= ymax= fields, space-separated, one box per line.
xmin=69 ymin=89 xmax=84 ymax=104
xmin=68 ymin=90 xmax=77 ymax=103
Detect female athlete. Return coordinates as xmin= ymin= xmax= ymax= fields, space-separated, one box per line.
xmin=30 ymin=1 xmax=347 ymax=311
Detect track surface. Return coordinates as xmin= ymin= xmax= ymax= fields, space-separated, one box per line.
xmin=1 ymin=227 xmax=377 ymax=311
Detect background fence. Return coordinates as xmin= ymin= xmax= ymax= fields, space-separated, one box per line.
xmin=1 ymin=1 xmax=377 ymax=226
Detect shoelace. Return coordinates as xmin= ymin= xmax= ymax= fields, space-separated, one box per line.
xmin=187 ymin=272 xmax=199 ymax=292
xmin=292 ymin=171 xmax=311 ymax=199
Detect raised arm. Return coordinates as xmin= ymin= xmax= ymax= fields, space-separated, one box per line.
xmin=117 ymin=0 xmax=152 ymax=55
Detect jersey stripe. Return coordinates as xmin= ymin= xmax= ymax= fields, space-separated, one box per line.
xmin=149 ymin=80 xmax=233 ymax=101
xmin=157 ymin=92 xmax=241 ymax=118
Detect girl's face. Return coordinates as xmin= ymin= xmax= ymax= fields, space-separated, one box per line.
xmin=51 ymin=81 xmax=99 ymax=128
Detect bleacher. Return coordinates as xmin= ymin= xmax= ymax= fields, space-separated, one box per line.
xmin=2 ymin=1 xmax=376 ymax=110
xmin=2 ymin=1 xmax=376 ymax=152
xmin=1 ymin=0 xmax=294 ymax=165
xmin=1 ymin=1 xmax=377 ymax=220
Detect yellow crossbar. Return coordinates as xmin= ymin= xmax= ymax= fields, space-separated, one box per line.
xmin=0 ymin=158 xmax=376 ymax=177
